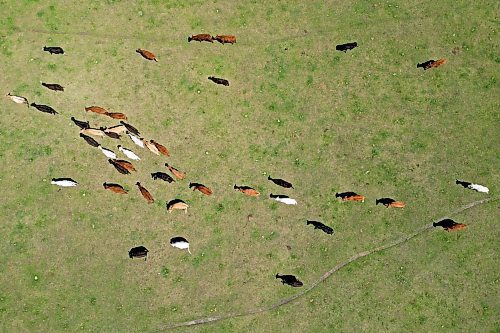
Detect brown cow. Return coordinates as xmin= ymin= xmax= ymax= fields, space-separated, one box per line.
xmin=336 ymin=192 xmax=365 ymax=202
xmin=213 ymin=35 xmax=236 ymax=44
xmin=165 ymin=163 xmax=185 ymax=180
xmin=136 ymin=182 xmax=154 ymax=203
xmin=85 ymin=106 xmax=108 ymax=114
xmin=103 ymin=182 xmax=128 ymax=194
xmin=151 ymin=140 xmax=170 ymax=156
xmin=234 ymin=184 xmax=260 ymax=197
xmin=136 ymin=48 xmax=158 ymax=62
xmin=188 ymin=34 xmax=213 ymax=43
xmin=105 ymin=112 xmax=128 ymax=120
xmin=167 ymin=199 xmax=189 ymax=213
xmin=190 ymin=182 xmax=213 ymax=196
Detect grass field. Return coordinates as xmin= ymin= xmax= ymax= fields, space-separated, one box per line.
xmin=0 ymin=0 xmax=498 ymax=332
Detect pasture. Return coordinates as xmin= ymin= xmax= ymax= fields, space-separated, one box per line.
xmin=0 ymin=0 xmax=498 ymax=332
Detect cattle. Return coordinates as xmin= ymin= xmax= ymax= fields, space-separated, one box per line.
xmin=433 ymin=218 xmax=467 ymax=231
xmin=118 ymin=145 xmax=140 ymax=160
xmin=7 ymin=93 xmax=29 ymax=107
xmin=268 ymin=176 xmax=294 ymax=189
xmin=43 ymin=46 xmax=64 ymax=54
xmin=165 ymin=163 xmax=185 ymax=180
xmin=41 ymin=82 xmax=64 ymax=92
xmin=306 ymin=220 xmax=334 ymax=235
xmin=234 ymin=185 xmax=260 ymax=197
xmin=151 ymin=172 xmax=174 ymax=183
xmin=70 ymin=117 xmax=90 ymax=129
xmin=51 ymin=178 xmax=78 ymax=187
xmin=103 ymin=182 xmax=128 ymax=194
xmin=136 ymin=48 xmax=158 ymax=62
xmin=98 ymin=145 xmax=117 ymax=158
xmin=127 ymin=132 xmax=144 ymax=148
xmin=81 ymin=128 xmax=105 ymax=136
xmin=85 ymin=106 xmax=108 ymax=114
xmin=375 ymin=198 xmax=406 ymax=208
xmin=151 ymin=140 xmax=170 ymax=157
xmin=30 ymin=103 xmax=58 ymax=115
xmin=270 ymin=194 xmax=297 ymax=205
xmin=335 ymin=192 xmax=365 ymax=202
xmin=275 ymin=274 xmax=303 ymax=287
xmin=120 ymin=121 xmax=140 ymax=136
xmin=136 ymin=182 xmax=154 ymax=203
xmin=456 ymin=180 xmax=489 ymax=193
xmin=213 ymin=35 xmax=236 ymax=44
xmin=170 ymin=237 xmax=191 ymax=254
xmin=103 ymin=130 xmax=121 ymax=139
xmin=189 ymin=182 xmax=213 ymax=196
xmin=336 ymin=42 xmax=357 ymax=52
xmin=80 ymin=133 xmax=100 ymax=147
xmin=208 ymin=76 xmax=229 ymax=86
xmin=188 ymin=34 xmax=213 ymax=43
xmin=144 ymin=140 xmax=160 ymax=155
xmin=106 ymin=124 xmax=127 ymax=134
xmin=129 ymin=246 xmax=148 ymax=260
xmin=112 ymin=159 xmax=136 ymax=172
xmin=105 ymin=112 xmax=128 ymax=120
xmin=417 ymin=58 xmax=446 ymax=70
xmin=108 ymin=159 xmax=130 ymax=175
xmin=167 ymin=199 xmax=189 ymax=213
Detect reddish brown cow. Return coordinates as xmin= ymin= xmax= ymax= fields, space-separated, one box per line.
xmin=234 ymin=184 xmax=259 ymax=197
xmin=103 ymin=183 xmax=128 ymax=194
xmin=188 ymin=34 xmax=213 ymax=43
xmin=165 ymin=163 xmax=185 ymax=180
xmin=190 ymin=182 xmax=213 ymax=196
xmin=105 ymin=112 xmax=128 ymax=120
xmin=213 ymin=35 xmax=236 ymax=44
xmin=85 ymin=106 xmax=108 ymax=114
xmin=136 ymin=49 xmax=158 ymax=62
xmin=136 ymin=182 xmax=154 ymax=203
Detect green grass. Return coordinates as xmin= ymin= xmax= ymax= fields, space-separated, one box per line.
xmin=0 ymin=0 xmax=499 ymax=332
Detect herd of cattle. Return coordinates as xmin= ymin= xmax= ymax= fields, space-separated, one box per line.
xmin=6 ymin=37 xmax=490 ymax=288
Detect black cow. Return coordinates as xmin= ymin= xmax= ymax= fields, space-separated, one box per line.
xmin=41 ymin=82 xmax=64 ymax=91
xmin=43 ymin=46 xmax=64 ymax=54
xmin=306 ymin=220 xmax=333 ymax=235
xmin=433 ymin=218 xmax=466 ymax=231
xmin=455 ymin=180 xmax=472 ymax=188
xmin=30 ymin=103 xmax=58 ymax=115
xmin=79 ymin=133 xmax=99 ymax=147
xmin=276 ymin=274 xmax=303 ymax=287
xmin=71 ymin=117 xmax=90 ymax=129
xmin=417 ymin=60 xmax=435 ymax=70
xmin=335 ymin=192 xmax=357 ymax=199
xmin=375 ymin=198 xmax=396 ymax=206
xmin=208 ymin=76 xmax=229 ymax=86
xmin=151 ymin=172 xmax=175 ymax=183
xmin=336 ymin=42 xmax=357 ymax=52
xmin=129 ymin=246 xmax=148 ymax=260
xmin=268 ymin=176 xmax=294 ymax=189
xmin=119 ymin=121 xmax=140 ymax=136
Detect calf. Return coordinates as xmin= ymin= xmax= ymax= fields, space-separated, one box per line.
xmin=136 ymin=182 xmax=154 ymax=203
xmin=165 ymin=163 xmax=185 ymax=179
xmin=234 ymin=184 xmax=260 ymax=197
xmin=41 ymin=82 xmax=64 ymax=92
xmin=7 ymin=93 xmax=29 ymax=107
xmin=103 ymin=182 xmax=128 ymax=194
xmin=376 ymin=198 xmax=406 ymax=208
xmin=417 ymin=58 xmax=446 ymax=70
xmin=108 ymin=159 xmax=130 ymax=175
xmin=213 ymin=35 xmax=236 ymax=44
xmin=167 ymin=199 xmax=189 ymax=213
xmin=43 ymin=46 xmax=64 ymax=54
xmin=80 ymin=133 xmax=100 ymax=147
xmin=268 ymin=176 xmax=294 ymax=189
xmin=433 ymin=218 xmax=467 ymax=231
xmin=189 ymin=182 xmax=213 ymax=196
xmin=336 ymin=42 xmax=357 ymax=52
xmin=85 ymin=106 xmax=108 ymax=114
xmin=270 ymin=194 xmax=297 ymax=205
xmin=151 ymin=140 xmax=170 ymax=156
xmin=71 ymin=117 xmax=90 ymax=129
xmin=208 ymin=76 xmax=229 ymax=86
xmin=276 ymin=274 xmax=303 ymax=287
xmin=335 ymin=192 xmax=365 ymax=202
xmin=129 ymin=246 xmax=148 ymax=260
xmin=30 ymin=103 xmax=58 ymax=115
xmin=151 ymin=172 xmax=174 ymax=183
xmin=306 ymin=220 xmax=333 ymax=235
xmin=188 ymin=34 xmax=213 ymax=43
xmin=105 ymin=112 xmax=128 ymax=120
xmin=136 ymin=48 xmax=158 ymax=62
